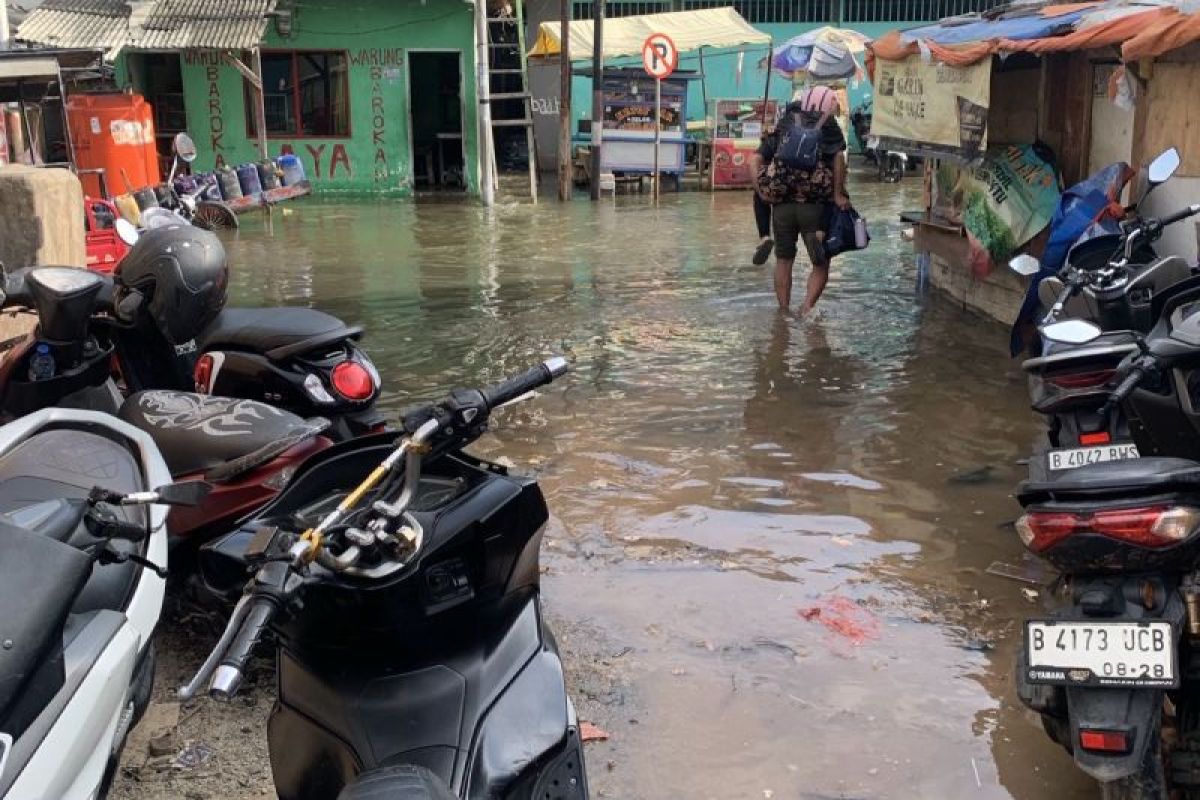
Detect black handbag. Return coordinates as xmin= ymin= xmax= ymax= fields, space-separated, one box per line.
xmin=823 ymin=205 xmax=870 ymax=259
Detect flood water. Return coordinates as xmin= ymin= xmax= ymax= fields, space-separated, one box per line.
xmin=222 ymin=179 xmax=1095 ymax=799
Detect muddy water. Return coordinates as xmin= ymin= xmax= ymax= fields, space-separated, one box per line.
xmin=220 ymin=181 xmax=1093 ymax=799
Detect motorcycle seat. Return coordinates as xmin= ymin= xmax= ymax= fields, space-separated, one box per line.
xmin=1018 ymin=456 xmax=1200 ymax=502
xmin=119 ymin=390 xmax=321 ymax=477
xmin=0 ymin=519 xmax=92 ymax=722
xmin=199 ymin=307 xmax=362 ymax=361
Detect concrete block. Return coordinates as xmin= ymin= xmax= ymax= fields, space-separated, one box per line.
xmin=0 ymin=164 xmax=85 ymax=270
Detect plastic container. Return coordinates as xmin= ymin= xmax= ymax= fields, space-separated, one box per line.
xmin=114 ymin=194 xmax=141 ymax=226
xmin=215 ymin=166 xmax=243 ymax=200
xmin=236 ymin=163 xmax=263 ymax=197
xmin=65 ymin=92 xmax=161 ymax=199
xmin=278 ymin=154 xmax=306 ymax=186
xmin=133 ymin=186 xmax=159 ymax=211
xmin=28 ymin=343 xmax=55 ymax=382
xmin=257 ymin=159 xmax=280 ymax=191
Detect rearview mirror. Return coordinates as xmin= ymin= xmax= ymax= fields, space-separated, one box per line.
xmin=115 ymin=217 xmax=139 ymax=246
xmin=173 ymin=133 xmax=198 ymax=163
xmin=1041 ymin=319 xmax=1103 ymax=346
xmin=1009 ymin=254 xmax=1041 ymax=277
xmin=1148 ymin=148 xmax=1181 ymax=186
xmin=153 ymin=481 xmax=213 ymax=507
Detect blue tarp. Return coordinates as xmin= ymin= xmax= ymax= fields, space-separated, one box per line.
xmin=900 ymin=11 xmax=1087 ymax=45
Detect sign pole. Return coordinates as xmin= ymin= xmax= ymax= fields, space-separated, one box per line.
xmin=590 ymin=0 xmax=605 ymax=201
xmin=653 ymin=77 xmax=661 ymax=203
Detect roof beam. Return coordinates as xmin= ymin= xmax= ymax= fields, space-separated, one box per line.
xmin=222 ymin=50 xmax=261 ymax=89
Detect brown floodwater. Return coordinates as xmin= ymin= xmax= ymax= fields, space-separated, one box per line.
xmin=216 ymin=178 xmax=1096 ymax=799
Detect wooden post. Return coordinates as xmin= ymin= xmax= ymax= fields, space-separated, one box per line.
xmin=589 ymin=0 xmax=605 ymax=200
xmin=252 ymin=49 xmax=268 ymax=159
xmin=474 ymin=0 xmax=496 ymax=206
xmin=557 ymin=0 xmax=572 ymax=201
xmin=760 ymin=40 xmax=773 ymax=126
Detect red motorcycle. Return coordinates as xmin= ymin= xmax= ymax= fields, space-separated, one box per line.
xmin=0 ymin=263 xmax=332 ymax=548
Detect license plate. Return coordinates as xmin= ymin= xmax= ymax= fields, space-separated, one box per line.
xmin=1025 ymin=620 xmax=1177 ymax=688
xmin=1047 ymin=443 xmax=1140 ymax=472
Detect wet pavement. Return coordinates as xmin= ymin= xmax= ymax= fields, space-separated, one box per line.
xmin=143 ymin=177 xmax=1096 ymax=798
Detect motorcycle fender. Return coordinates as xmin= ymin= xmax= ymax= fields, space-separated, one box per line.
xmin=1066 ymin=685 xmax=1162 ymax=781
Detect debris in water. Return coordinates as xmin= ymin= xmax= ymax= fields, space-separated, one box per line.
xmin=580 ymin=722 xmax=609 ymax=742
xmin=949 ymin=466 xmax=994 ymax=485
xmin=1022 ymin=588 xmax=1040 ymax=602
xmin=798 ymin=596 xmax=880 ymax=645
xmin=172 ymin=740 xmax=214 ymax=770
xmin=986 ymin=560 xmax=1055 ymax=586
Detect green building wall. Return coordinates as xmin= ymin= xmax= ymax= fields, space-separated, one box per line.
xmin=163 ymin=0 xmax=481 ymax=196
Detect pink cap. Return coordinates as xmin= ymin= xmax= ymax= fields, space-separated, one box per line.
xmin=799 ymin=85 xmax=839 ymax=116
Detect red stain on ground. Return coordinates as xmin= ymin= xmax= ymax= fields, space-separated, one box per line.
xmin=798 ymin=596 xmax=880 ymax=645
xmin=580 ymin=721 xmax=610 ymax=742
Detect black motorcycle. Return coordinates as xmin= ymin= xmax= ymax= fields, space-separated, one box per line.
xmin=182 ymin=358 xmax=590 ymax=800
xmin=1014 ymin=148 xmax=1200 ymax=472
xmin=104 ymin=225 xmax=385 ymax=440
xmin=1013 ymin=306 xmax=1200 ymax=797
xmin=849 ymin=101 xmax=907 ymax=183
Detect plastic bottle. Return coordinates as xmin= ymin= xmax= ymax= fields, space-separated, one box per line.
xmin=257 ymin=159 xmax=280 ymax=191
xmin=28 ymin=343 xmax=55 ymax=382
xmin=237 ymin=163 xmax=263 ymax=197
xmin=278 ymin=154 xmax=306 ymax=186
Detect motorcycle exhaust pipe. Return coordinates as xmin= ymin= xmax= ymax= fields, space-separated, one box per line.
xmin=1183 ymin=575 xmax=1200 ymax=637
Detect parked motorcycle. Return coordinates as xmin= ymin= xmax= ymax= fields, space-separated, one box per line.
xmin=183 ymin=358 xmax=590 ymax=799
xmin=849 ymin=100 xmax=907 ymax=183
xmin=141 ymin=133 xmax=239 ymax=232
xmin=1013 ymin=311 xmax=1200 ymax=798
xmin=0 ymin=405 xmax=209 ymax=799
xmin=0 ymin=264 xmax=332 ymax=545
xmin=1013 ymin=148 xmax=1200 ymax=467
xmin=108 ymin=225 xmax=387 ymax=440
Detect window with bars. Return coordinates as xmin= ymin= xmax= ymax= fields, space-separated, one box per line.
xmin=248 ymin=50 xmax=351 ymax=138
xmin=571 ymin=0 xmax=1005 ymax=23
xmin=572 ymin=1 xmax=670 ymax=19
xmin=843 ymin=0 xmax=1002 ymax=22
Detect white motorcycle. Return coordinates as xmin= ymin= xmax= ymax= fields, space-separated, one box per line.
xmin=0 ymin=407 xmax=209 ymax=799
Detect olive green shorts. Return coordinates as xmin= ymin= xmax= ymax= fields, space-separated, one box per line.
xmin=772 ymin=202 xmax=826 ymax=263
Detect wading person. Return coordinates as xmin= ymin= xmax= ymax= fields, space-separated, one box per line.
xmin=757 ymin=87 xmax=849 ymax=315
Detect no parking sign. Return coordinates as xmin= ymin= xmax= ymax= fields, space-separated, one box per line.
xmin=642 ymin=33 xmax=678 ymax=80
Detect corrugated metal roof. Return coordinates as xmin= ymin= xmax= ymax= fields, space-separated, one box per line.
xmin=15 ymin=0 xmax=276 ymax=56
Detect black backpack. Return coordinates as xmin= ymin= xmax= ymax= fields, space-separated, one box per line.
xmin=775 ymin=112 xmax=822 ymax=171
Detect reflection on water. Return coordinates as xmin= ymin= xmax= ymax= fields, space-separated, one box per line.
xmin=222 ymin=182 xmax=1092 ymax=798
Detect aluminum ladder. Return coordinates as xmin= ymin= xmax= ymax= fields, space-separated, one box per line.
xmin=485 ymin=0 xmax=538 ymax=200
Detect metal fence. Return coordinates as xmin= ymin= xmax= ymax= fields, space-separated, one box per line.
xmin=571 ymin=0 xmax=1005 ymax=22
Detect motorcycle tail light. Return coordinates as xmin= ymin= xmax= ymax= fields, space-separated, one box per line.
xmin=1079 ymin=729 xmax=1130 ymax=754
xmin=1046 ymin=369 xmax=1117 ymax=390
xmin=1016 ymin=506 xmax=1200 ymax=552
xmin=331 ymin=361 xmax=375 ymax=401
xmin=194 ymin=354 xmax=214 ymax=393
xmin=1079 ymin=431 xmax=1111 ymax=445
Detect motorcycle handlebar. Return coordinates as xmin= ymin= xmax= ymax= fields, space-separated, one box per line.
xmin=1102 ymin=366 xmax=1146 ymax=417
xmin=209 ymin=595 xmax=278 ymax=700
xmin=479 ymin=356 xmax=570 ymax=410
xmin=1159 ymin=204 xmax=1200 ymax=228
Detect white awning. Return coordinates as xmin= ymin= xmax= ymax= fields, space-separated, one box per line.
xmin=528 ymin=7 xmax=770 ymax=62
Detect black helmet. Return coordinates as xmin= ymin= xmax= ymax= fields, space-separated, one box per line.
xmin=117 ymin=224 xmax=228 ymax=345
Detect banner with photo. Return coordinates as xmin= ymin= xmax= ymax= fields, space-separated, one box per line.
xmin=871 ymin=55 xmax=990 ymax=161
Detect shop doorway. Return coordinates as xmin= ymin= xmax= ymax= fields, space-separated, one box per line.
xmin=407 ymin=51 xmax=465 ymax=190
xmin=126 ymin=53 xmax=186 ymax=167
